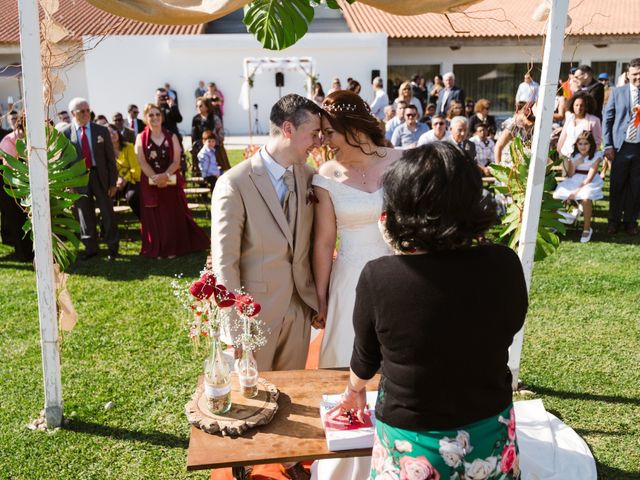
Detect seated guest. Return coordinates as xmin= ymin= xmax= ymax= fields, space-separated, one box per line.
xmin=109 ymin=124 xmax=141 ymax=219
xmin=383 ymin=105 xmax=395 ymax=123
xmin=446 ymin=100 xmax=465 ymax=120
xmin=385 ymin=100 xmax=406 ymax=141
xmin=469 ymin=99 xmax=497 ymax=137
xmin=557 ymin=91 xmax=601 ymax=159
xmin=330 ymin=142 xmax=527 ymax=479
xmin=391 ymin=104 xmax=428 ymax=148
xmin=95 ymin=114 xmax=109 ymax=126
xmin=347 ymin=78 xmax=362 ymax=96
xmin=135 ymin=103 xmax=209 ymax=259
xmin=449 ymin=116 xmax=476 ymax=163
xmin=470 ymin=122 xmax=495 ymax=176
xmin=197 ymin=130 xmax=222 ymax=192
xmin=112 ymin=112 xmax=136 ymax=144
xmin=417 ymin=114 xmax=450 ymax=145
xmin=420 ymin=102 xmax=437 ymax=127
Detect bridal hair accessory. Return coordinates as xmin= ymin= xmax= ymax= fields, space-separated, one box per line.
xmin=322 ymin=103 xmax=358 ymax=113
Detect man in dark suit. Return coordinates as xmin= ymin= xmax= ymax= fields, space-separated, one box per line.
xmin=603 ymin=58 xmax=640 ymax=235
xmin=449 ymin=115 xmax=477 ymax=164
xmin=436 ymin=72 xmax=465 ymax=116
xmin=112 ymin=112 xmax=136 ymax=144
xmin=575 ymin=64 xmax=605 ymax=120
xmin=63 ymin=97 xmax=119 ymax=259
xmin=126 ymin=104 xmax=146 ymax=136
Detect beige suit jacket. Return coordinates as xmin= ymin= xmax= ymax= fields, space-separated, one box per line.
xmin=210 ymin=150 xmax=318 ymax=336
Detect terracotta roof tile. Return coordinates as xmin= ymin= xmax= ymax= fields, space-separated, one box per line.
xmin=0 ymin=0 xmax=203 ymax=44
xmin=341 ymin=0 xmax=640 ymax=39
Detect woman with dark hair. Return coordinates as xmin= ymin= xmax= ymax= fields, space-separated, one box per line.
xmin=312 ymin=82 xmax=326 ymax=106
xmin=347 ymin=78 xmax=362 ymax=96
xmin=191 ymin=97 xmax=229 ymax=177
xmin=557 ymin=91 xmax=601 ymax=159
xmin=312 ymin=89 xmax=402 ymax=479
xmin=494 ymin=102 xmax=536 ymax=165
xmin=135 ymin=103 xmax=209 ymax=258
xmin=429 ymin=74 xmax=444 ymax=104
xmin=329 ymin=142 xmax=527 ymax=479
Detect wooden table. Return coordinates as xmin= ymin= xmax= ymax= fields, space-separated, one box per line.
xmin=187 ymin=369 xmax=379 ymax=475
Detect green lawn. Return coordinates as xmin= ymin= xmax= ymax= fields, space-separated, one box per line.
xmin=0 ymin=176 xmax=639 ymax=478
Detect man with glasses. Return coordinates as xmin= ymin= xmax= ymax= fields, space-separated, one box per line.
xmin=112 ymin=112 xmax=136 ymax=144
xmin=391 ymin=104 xmax=429 ymax=148
xmin=417 ymin=114 xmax=450 ymax=145
xmin=126 ymin=104 xmax=145 ymax=136
xmin=385 ymin=100 xmax=406 ymax=141
xmin=62 ymin=97 xmax=119 ymax=260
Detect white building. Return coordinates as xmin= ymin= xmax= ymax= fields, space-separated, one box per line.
xmin=1 ymin=0 xmax=638 ymax=132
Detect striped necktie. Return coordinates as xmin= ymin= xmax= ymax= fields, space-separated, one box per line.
xmin=628 ymin=87 xmax=639 ymax=142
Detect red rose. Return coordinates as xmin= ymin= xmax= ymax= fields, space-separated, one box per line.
xmin=500 ymin=444 xmax=517 ymax=473
xmin=213 ymin=284 xmax=235 ymax=308
xmin=189 ymin=280 xmax=207 ymax=299
xmin=235 ymin=294 xmax=261 ymax=317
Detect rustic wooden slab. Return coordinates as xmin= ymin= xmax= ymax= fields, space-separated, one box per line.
xmin=185 ymin=376 xmax=279 ymax=436
xmin=186 ymin=369 xmax=380 ymax=471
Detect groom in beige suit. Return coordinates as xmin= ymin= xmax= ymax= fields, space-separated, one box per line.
xmin=211 ymin=94 xmax=322 ymax=371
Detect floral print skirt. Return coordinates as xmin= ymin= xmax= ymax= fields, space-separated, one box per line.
xmin=370 ymin=404 xmax=520 ymax=480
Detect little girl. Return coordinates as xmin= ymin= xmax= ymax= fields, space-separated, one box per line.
xmin=553 ymin=131 xmax=604 ymax=243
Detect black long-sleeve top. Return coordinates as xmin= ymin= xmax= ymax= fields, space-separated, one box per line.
xmin=350 ymin=244 xmax=528 ymax=431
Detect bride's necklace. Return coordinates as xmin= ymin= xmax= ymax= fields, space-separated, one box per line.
xmin=334 ymin=161 xmax=375 ymax=185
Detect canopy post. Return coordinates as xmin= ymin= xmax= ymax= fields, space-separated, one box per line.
xmin=18 ymin=0 xmax=63 ymax=425
xmin=508 ymin=0 xmax=570 ymax=389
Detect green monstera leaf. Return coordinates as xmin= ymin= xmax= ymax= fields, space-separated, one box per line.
xmin=243 ymin=0 xmax=354 ymax=51
xmin=0 ymin=125 xmax=89 ymax=270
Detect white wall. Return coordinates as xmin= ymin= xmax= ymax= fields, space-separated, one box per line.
xmin=82 ymin=33 xmax=387 ymax=135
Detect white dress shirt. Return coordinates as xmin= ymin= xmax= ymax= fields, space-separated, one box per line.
xmin=261 ymin=147 xmax=293 ymax=204
xmin=417 ymin=130 xmax=451 ymax=146
xmin=73 ymin=121 xmax=95 ymax=166
xmin=370 ymin=89 xmax=390 ymax=120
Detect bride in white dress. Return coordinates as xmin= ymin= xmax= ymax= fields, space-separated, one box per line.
xmin=311 ymin=91 xmax=401 ymax=480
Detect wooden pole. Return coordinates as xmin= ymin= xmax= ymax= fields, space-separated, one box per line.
xmin=508 ymin=0 xmax=570 ymax=389
xmin=18 ymin=0 xmax=63 ymax=426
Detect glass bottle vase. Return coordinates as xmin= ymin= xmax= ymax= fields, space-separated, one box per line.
xmin=203 ymin=331 xmax=232 ymax=414
xmin=235 ymin=344 xmax=259 ymax=398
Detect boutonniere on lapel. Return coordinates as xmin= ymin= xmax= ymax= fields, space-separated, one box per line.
xmin=306 ymin=186 xmax=319 ymax=205
xmin=97 ymin=135 xmax=104 ymax=143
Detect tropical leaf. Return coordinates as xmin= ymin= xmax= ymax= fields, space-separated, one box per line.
xmin=1 ymin=125 xmax=88 ymax=271
xmin=244 ymin=0 xmax=314 ymax=50
xmin=489 ymin=134 xmax=565 ymax=262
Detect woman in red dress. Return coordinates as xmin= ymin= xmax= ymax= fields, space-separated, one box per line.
xmin=135 ymin=103 xmax=209 ymax=258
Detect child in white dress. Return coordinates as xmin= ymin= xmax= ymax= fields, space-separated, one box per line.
xmin=553 ymin=131 xmax=603 ymax=243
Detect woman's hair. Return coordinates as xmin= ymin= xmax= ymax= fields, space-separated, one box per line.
xmin=347 ymin=79 xmax=361 ymax=93
xmin=446 ymin=100 xmax=464 ymax=119
xmin=474 ymin=98 xmax=491 ymax=113
xmin=573 ymin=131 xmax=597 ymax=159
xmin=397 ymin=81 xmax=412 ymax=101
xmin=143 ymin=103 xmax=163 ymax=122
xmin=314 ymin=82 xmax=325 ymax=96
xmin=196 ymin=96 xmax=212 ymax=114
xmin=568 ymin=91 xmax=596 ymax=116
xmin=381 ymin=142 xmax=496 ymax=253
xmin=108 ymin=123 xmax=126 ymax=149
xmin=321 ymin=90 xmax=386 ymax=154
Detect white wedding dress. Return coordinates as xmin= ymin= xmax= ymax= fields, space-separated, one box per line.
xmin=311 ymin=173 xmax=392 ymax=480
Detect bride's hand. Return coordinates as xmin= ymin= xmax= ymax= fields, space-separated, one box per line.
xmin=311 ymin=311 xmax=326 ymax=329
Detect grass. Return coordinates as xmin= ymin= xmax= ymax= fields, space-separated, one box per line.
xmin=1 ymin=169 xmax=639 ymax=479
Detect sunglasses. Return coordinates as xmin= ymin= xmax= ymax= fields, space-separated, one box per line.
xmin=432 ymin=122 xmax=445 ymax=126
xmin=148 ymin=113 xmax=162 ymax=117
xmin=405 ymin=113 xmax=416 ymax=118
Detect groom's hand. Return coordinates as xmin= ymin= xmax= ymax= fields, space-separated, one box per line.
xmin=311 ymin=313 xmax=326 ymax=329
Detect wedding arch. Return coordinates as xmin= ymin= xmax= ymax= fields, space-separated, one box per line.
xmin=240 ymin=56 xmax=316 ymax=137
xmin=17 ymin=0 xmax=571 ymax=428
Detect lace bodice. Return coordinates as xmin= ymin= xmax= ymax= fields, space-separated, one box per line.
xmin=312 ymin=174 xmax=392 ymax=266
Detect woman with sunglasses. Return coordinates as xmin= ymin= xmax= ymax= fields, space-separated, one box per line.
xmin=135 ymin=103 xmax=209 ymax=258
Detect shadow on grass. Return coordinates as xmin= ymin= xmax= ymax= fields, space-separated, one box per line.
xmin=63 ymin=417 xmax=189 ymax=449
xmin=528 ymin=384 xmax=640 ymax=406
xmin=596 ymin=462 xmax=640 ymax=480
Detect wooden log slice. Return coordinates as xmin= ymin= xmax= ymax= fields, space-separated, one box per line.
xmin=185 ymin=376 xmax=279 ymax=437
